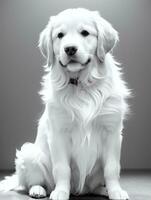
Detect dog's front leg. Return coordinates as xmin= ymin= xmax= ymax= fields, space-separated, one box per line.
xmin=49 ymin=134 xmax=71 ymax=200
xmin=48 ymin=107 xmax=71 ymax=200
xmin=102 ymin=115 xmax=129 ymax=200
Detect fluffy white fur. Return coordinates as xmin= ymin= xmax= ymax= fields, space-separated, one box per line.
xmin=0 ymin=8 xmax=130 ymax=200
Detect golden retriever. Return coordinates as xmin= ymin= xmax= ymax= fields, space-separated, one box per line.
xmin=0 ymin=8 xmax=130 ymax=200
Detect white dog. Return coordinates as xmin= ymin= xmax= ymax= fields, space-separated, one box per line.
xmin=0 ymin=8 xmax=130 ymax=200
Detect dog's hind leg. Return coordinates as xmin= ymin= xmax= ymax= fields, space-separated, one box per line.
xmin=15 ymin=142 xmax=54 ymax=198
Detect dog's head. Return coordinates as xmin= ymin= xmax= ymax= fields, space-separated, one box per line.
xmin=39 ymin=8 xmax=118 ymax=86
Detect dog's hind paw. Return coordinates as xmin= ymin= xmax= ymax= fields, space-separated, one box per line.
xmin=29 ymin=185 xmax=47 ymax=198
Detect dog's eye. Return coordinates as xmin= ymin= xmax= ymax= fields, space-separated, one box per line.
xmin=81 ymin=30 xmax=89 ymax=37
xmin=57 ymin=32 xmax=64 ymax=39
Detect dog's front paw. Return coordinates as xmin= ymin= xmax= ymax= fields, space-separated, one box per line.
xmin=108 ymin=188 xmax=129 ymax=200
xmin=29 ymin=185 xmax=47 ymax=198
xmin=49 ymin=189 xmax=69 ymax=200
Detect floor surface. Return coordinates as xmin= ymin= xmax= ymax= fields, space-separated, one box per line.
xmin=0 ymin=170 xmax=151 ymax=200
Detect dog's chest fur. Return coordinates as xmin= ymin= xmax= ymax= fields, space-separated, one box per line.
xmin=55 ymin=84 xmax=104 ymax=123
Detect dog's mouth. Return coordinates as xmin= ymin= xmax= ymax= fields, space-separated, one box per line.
xmin=59 ymin=58 xmax=91 ymax=71
xmin=59 ymin=58 xmax=91 ymax=86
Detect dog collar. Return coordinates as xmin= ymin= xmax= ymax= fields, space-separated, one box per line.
xmin=69 ymin=78 xmax=79 ymax=86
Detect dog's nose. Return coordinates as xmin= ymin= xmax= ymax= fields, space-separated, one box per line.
xmin=64 ymin=46 xmax=77 ymax=56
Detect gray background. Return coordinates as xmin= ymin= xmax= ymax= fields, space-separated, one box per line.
xmin=0 ymin=0 xmax=151 ymax=170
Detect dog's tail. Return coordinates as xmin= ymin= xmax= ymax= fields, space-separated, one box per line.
xmin=0 ymin=173 xmax=19 ymax=192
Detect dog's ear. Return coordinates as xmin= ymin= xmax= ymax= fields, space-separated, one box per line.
xmin=38 ymin=17 xmax=54 ymax=67
xmin=93 ymin=12 xmax=119 ymax=62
